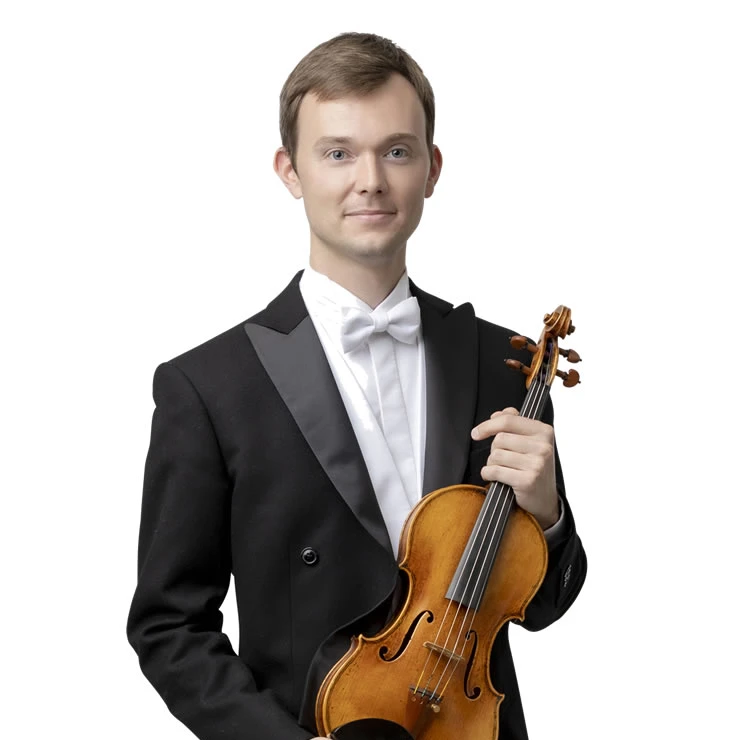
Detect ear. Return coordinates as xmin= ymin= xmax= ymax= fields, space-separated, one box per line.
xmin=424 ymin=144 xmax=443 ymax=198
xmin=273 ymin=147 xmax=303 ymax=199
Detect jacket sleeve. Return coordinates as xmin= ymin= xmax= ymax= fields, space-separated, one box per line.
xmin=126 ymin=361 xmax=313 ymax=740
xmin=517 ymin=398 xmax=588 ymax=632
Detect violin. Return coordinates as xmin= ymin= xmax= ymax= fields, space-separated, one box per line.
xmin=315 ymin=306 xmax=581 ymax=740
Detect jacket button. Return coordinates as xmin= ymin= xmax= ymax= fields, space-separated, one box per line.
xmin=301 ymin=547 xmax=319 ymax=566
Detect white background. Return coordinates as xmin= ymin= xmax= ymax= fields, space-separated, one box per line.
xmin=2 ymin=1 xmax=738 ymax=738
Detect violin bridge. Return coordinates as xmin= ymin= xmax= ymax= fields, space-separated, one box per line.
xmin=423 ymin=641 xmax=465 ymax=664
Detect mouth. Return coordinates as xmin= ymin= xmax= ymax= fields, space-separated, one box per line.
xmin=346 ymin=211 xmax=396 ymax=223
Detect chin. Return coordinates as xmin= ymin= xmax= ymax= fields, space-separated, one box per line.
xmin=313 ymin=226 xmax=406 ymax=265
xmin=347 ymin=239 xmax=403 ymax=261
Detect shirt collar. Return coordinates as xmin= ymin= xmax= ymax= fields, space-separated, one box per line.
xmin=300 ymin=265 xmax=411 ymax=352
xmin=300 ymin=264 xmax=410 ymax=315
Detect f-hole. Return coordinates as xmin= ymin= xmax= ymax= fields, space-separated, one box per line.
xmin=379 ymin=611 xmax=433 ymax=662
xmin=463 ymin=629 xmax=480 ymax=699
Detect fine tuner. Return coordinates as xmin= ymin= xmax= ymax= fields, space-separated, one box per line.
xmin=504 ymin=306 xmax=582 ymax=389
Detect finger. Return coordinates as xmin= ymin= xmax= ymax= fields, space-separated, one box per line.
xmin=491 ymin=432 xmax=553 ymax=456
xmin=480 ymin=462 xmax=537 ymax=491
xmin=473 ymin=414 xmax=552 ymax=441
xmin=472 ymin=408 xmax=521 ymax=439
xmin=489 ymin=407 xmax=520 ymax=419
xmin=486 ymin=447 xmax=532 ymax=471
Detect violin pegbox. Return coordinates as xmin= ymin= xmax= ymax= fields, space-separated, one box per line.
xmin=505 ymin=305 xmax=581 ymax=389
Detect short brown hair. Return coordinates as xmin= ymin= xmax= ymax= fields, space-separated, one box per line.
xmin=278 ymin=32 xmax=436 ymax=174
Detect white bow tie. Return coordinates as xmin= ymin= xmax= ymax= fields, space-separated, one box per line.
xmin=340 ymin=296 xmax=421 ymax=353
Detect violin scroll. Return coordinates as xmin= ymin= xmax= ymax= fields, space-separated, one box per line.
xmin=506 ymin=305 xmax=581 ymax=389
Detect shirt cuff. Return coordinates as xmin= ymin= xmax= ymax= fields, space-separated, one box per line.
xmin=542 ymin=495 xmax=565 ymax=544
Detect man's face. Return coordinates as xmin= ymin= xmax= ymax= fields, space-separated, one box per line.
xmin=275 ymin=73 xmax=442 ymax=270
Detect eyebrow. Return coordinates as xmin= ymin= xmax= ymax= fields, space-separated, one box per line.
xmin=312 ymin=133 xmax=422 ymax=151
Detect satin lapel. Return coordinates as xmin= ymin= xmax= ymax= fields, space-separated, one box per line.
xmin=413 ymin=288 xmax=479 ymax=496
xmin=243 ymin=276 xmax=392 ymax=555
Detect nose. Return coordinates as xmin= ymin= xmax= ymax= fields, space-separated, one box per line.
xmin=354 ymin=153 xmax=388 ymax=194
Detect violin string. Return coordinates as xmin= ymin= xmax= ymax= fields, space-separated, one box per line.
xmin=433 ymin=480 xmax=516 ymax=700
xmin=416 ymin=479 xmax=510 ymax=699
xmin=412 ymin=487 xmax=504 ymax=701
xmin=420 ymin=379 xmax=543 ymax=701
xmin=438 ymin=490 xmax=518 ymax=698
xmin=411 ymin=364 xmax=543 ymax=699
xmin=429 ymin=374 xmax=551 ymax=701
xmin=414 ymin=343 xmax=555 ymax=701
xmin=447 ymin=374 xmax=551 ymax=695
xmin=437 ymin=345 xmax=554 ymax=693
xmin=412 ymin=483 xmax=498 ymax=695
xmin=415 ymin=369 xmax=548 ymax=698
xmin=433 ymin=378 xmax=549 ymax=701
xmin=429 ymin=380 xmax=544 ymax=699
xmin=470 ymin=376 xmax=547 ymax=632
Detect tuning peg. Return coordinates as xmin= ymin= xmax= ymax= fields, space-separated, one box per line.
xmin=558 ymin=347 xmax=581 ymax=363
xmin=557 ymin=369 xmax=580 ymax=387
xmin=505 ymin=359 xmax=532 ymax=375
xmin=510 ymin=335 xmax=537 ymax=354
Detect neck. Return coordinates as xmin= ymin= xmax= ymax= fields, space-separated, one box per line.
xmin=308 ymin=250 xmax=407 ymax=308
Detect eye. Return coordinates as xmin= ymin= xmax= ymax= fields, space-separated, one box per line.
xmin=327 ymin=147 xmax=409 ymax=161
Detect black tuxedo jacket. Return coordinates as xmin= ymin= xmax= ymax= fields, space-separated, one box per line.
xmin=127 ymin=272 xmax=587 ymax=740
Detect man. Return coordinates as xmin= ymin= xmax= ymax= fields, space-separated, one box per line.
xmin=127 ymin=32 xmax=587 ymax=740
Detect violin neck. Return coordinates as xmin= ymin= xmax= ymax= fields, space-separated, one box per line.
xmin=445 ymin=377 xmax=551 ymax=609
xmin=519 ymin=376 xmax=551 ymax=423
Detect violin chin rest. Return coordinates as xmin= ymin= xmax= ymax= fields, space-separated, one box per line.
xmin=328 ymin=718 xmax=415 ymax=740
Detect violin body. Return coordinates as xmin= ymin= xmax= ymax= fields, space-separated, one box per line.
xmin=316 ymin=483 xmax=548 ymax=740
